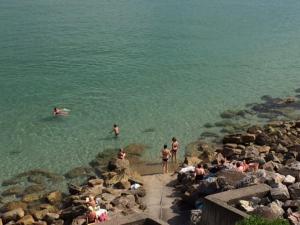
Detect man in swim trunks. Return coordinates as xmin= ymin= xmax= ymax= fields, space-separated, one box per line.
xmin=112 ymin=124 xmax=120 ymax=137
xmin=194 ymin=163 xmax=205 ymax=182
xmin=161 ymin=144 xmax=171 ymax=174
xmin=171 ymin=137 xmax=179 ymax=162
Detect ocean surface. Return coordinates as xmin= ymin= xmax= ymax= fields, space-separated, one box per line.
xmin=1 ymin=0 xmax=300 ymax=181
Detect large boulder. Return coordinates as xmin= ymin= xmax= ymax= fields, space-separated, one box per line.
xmin=88 ymin=179 xmax=104 ymax=187
xmin=252 ymin=204 xmax=283 ymax=219
xmin=47 ymin=191 xmax=62 ymax=205
xmin=284 ymin=175 xmax=296 ymax=185
xmin=270 ymin=183 xmax=290 ymax=201
xmin=241 ymin=133 xmax=256 ymax=143
xmin=32 ymin=209 xmax=49 ymax=221
xmin=255 ymin=133 xmax=272 ymax=146
xmin=115 ymin=179 xmax=131 ymax=190
xmin=223 ymin=134 xmax=242 ymax=144
xmin=111 ymin=195 xmax=135 ymax=210
xmin=288 ymin=182 xmax=300 ymax=200
xmin=2 ymin=208 xmax=25 ymax=223
xmin=16 ymin=215 xmax=35 ymax=225
xmin=1 ymin=201 xmax=27 ymax=212
xmin=107 ymin=159 xmax=130 ymax=172
xmin=278 ymin=161 xmax=300 ymax=181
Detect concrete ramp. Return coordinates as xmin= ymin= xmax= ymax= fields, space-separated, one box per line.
xmin=143 ymin=174 xmax=190 ymax=225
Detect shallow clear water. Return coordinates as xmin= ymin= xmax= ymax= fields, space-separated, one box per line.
xmin=1 ymin=0 xmax=300 ymax=180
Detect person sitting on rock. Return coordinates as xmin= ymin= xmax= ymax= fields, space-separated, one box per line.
xmin=236 ymin=160 xmax=259 ymax=173
xmin=194 ymin=163 xmax=205 ymax=182
xmin=118 ymin=148 xmax=126 ymax=160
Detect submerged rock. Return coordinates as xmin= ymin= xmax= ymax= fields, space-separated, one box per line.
xmin=1 ymin=186 xmax=23 ymax=196
xmin=65 ymin=167 xmax=94 ymax=179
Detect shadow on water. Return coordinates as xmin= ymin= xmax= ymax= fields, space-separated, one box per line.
xmin=9 ymin=151 xmax=22 ymax=156
xmin=39 ymin=116 xmax=65 ymax=123
xmin=142 ymin=128 xmax=155 ymax=133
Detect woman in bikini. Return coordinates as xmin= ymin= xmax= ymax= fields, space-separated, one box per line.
xmin=171 ymin=137 xmax=179 ymax=162
xmin=161 ymin=144 xmax=171 ymax=174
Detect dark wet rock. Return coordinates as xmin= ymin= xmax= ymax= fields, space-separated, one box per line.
xmin=288 ymin=182 xmax=300 ymax=200
xmin=255 ymin=133 xmax=272 ymax=146
xmin=265 ymin=152 xmax=281 ymax=163
xmin=60 ymin=205 xmax=87 ymax=221
xmin=2 ymin=208 xmax=25 ymax=223
xmin=16 ymin=215 xmax=35 ymax=225
xmin=2 ymin=178 xmax=20 ymax=186
xmin=241 ymin=133 xmax=256 ymax=143
xmin=203 ymin=123 xmax=214 ymax=128
xmin=222 ymin=147 xmax=242 ymax=158
xmin=46 ymin=191 xmax=62 ymax=205
xmin=1 ymin=201 xmax=28 ymax=212
xmin=1 ymin=186 xmax=23 ymax=196
xmin=200 ymin=132 xmax=219 ymax=138
xmin=65 ymin=167 xmax=94 ymax=179
xmin=215 ymin=120 xmax=236 ymax=127
xmin=115 ymin=179 xmax=131 ymax=190
xmin=68 ymin=183 xmax=82 ymax=195
xmin=220 ymin=110 xmax=247 ymax=119
xmin=283 ymin=200 xmax=300 ymax=211
xmin=247 ymin=125 xmax=263 ymax=134
xmin=24 ymin=185 xmax=45 ymax=195
xmin=185 ymin=141 xmax=216 ymax=158
xmin=223 ymin=134 xmax=241 ymax=144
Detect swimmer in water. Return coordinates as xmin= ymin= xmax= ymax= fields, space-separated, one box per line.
xmin=53 ymin=107 xmax=68 ymax=116
xmin=111 ymin=124 xmax=120 ymax=137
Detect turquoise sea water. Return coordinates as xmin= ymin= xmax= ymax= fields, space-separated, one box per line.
xmin=1 ymin=0 xmax=300 ymax=181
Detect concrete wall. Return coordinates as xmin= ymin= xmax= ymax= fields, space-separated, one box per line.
xmin=200 ymin=184 xmax=271 ymax=225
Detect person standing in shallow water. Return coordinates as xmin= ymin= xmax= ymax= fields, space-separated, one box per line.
xmin=161 ymin=144 xmax=171 ymax=174
xmin=112 ymin=124 xmax=120 ymax=137
xmin=171 ymin=137 xmax=179 ymax=162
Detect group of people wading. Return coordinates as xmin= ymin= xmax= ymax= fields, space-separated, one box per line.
xmin=161 ymin=137 xmax=179 ymax=173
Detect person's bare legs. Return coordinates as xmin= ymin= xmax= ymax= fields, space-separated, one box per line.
xmin=166 ymin=161 xmax=168 ymax=173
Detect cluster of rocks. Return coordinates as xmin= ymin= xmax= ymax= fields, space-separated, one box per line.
xmin=178 ymin=119 xmax=300 ymax=225
xmin=202 ymin=92 xmax=300 ymax=142
xmin=0 ymin=148 xmax=147 ymax=225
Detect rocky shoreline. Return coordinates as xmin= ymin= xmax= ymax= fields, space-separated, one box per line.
xmin=0 ymin=144 xmax=148 ymax=225
xmin=178 ymin=119 xmax=300 ymax=225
